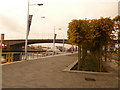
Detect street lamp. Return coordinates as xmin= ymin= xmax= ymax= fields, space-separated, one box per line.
xmin=53 ymin=25 xmax=56 ymax=55
xmin=58 ymin=28 xmax=65 ymax=53
xmin=31 ymin=4 xmax=43 ymax=6
xmin=25 ymin=0 xmax=43 ymax=60
xmin=52 ymin=26 xmax=65 ymax=55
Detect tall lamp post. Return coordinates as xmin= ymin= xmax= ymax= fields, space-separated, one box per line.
xmin=25 ymin=0 xmax=43 ymax=60
xmin=52 ymin=27 xmax=65 ymax=55
xmin=58 ymin=28 xmax=65 ymax=53
xmin=53 ymin=25 xmax=56 ymax=55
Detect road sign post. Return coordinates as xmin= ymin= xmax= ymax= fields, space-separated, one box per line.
xmin=0 ymin=42 xmax=2 ymax=64
xmin=0 ymin=34 xmax=5 ymax=64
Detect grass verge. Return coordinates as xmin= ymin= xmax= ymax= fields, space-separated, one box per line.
xmin=72 ymin=54 xmax=107 ymax=72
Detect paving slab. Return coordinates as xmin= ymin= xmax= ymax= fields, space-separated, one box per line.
xmin=2 ymin=54 xmax=118 ymax=88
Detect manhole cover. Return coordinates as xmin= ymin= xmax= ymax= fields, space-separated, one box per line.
xmin=85 ymin=78 xmax=96 ymax=81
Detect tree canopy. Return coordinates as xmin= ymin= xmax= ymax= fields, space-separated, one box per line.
xmin=67 ymin=17 xmax=114 ymax=51
xmin=113 ymin=15 xmax=120 ymax=22
xmin=67 ymin=17 xmax=115 ymax=71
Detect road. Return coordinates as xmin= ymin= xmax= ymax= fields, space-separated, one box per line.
xmin=2 ymin=54 xmax=118 ymax=88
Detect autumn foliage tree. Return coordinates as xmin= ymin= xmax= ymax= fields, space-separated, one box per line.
xmin=67 ymin=17 xmax=114 ymax=71
xmin=68 ymin=19 xmax=93 ymax=70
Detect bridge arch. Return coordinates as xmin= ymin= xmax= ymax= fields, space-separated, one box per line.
xmin=4 ymin=39 xmax=70 ymax=51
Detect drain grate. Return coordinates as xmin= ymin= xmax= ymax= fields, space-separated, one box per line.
xmin=85 ymin=77 xmax=96 ymax=81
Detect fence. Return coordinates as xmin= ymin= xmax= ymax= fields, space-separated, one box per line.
xmin=1 ymin=51 xmax=63 ymax=64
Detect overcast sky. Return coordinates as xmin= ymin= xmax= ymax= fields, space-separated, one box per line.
xmin=0 ymin=0 xmax=119 ymax=40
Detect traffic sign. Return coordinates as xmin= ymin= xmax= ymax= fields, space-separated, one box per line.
xmin=0 ymin=42 xmax=7 ymax=49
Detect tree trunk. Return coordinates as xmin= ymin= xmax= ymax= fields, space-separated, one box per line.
xmin=104 ymin=45 xmax=107 ymax=62
xmin=78 ymin=42 xmax=81 ymax=70
xmin=99 ymin=46 xmax=103 ymax=72
xmin=82 ymin=48 xmax=87 ymax=62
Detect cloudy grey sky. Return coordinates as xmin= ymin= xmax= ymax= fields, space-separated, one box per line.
xmin=0 ymin=0 xmax=119 ymax=40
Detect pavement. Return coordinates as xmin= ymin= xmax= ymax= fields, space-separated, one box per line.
xmin=103 ymin=60 xmax=120 ymax=88
xmin=2 ymin=54 xmax=119 ymax=88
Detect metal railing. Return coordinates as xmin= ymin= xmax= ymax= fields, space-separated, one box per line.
xmin=1 ymin=51 xmax=64 ymax=64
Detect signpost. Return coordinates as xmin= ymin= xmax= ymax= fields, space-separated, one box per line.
xmin=0 ymin=42 xmax=6 ymax=49
xmin=0 ymin=34 xmax=5 ymax=64
xmin=0 ymin=34 xmax=3 ymax=64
